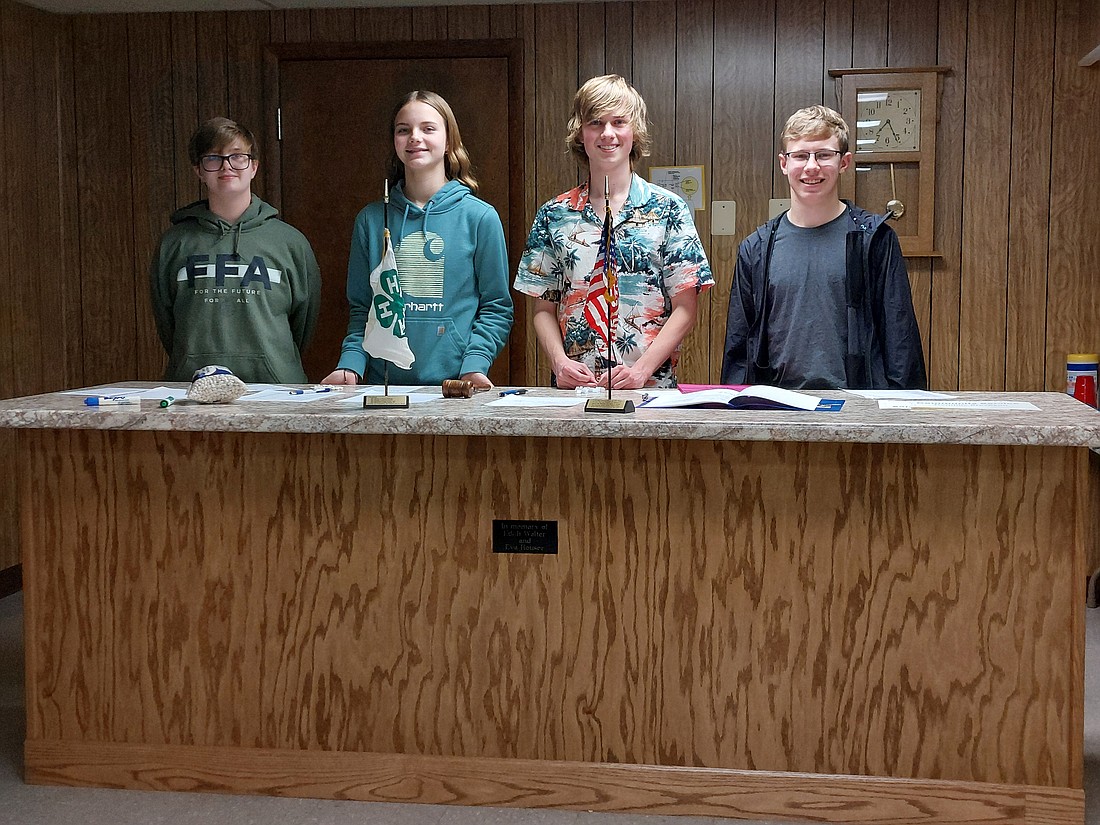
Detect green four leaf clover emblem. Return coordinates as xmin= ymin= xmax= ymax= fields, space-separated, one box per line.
xmin=373 ymin=266 xmax=406 ymax=337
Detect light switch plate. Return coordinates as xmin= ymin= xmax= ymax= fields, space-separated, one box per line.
xmin=711 ymin=201 xmax=736 ymax=235
xmin=769 ymin=198 xmax=791 ymax=219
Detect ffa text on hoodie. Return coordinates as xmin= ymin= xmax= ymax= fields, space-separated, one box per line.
xmin=150 ymin=196 xmax=321 ymax=384
xmin=335 ymin=180 xmax=513 ymax=384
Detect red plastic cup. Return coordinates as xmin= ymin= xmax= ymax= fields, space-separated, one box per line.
xmin=1072 ymin=374 xmax=1097 ymax=408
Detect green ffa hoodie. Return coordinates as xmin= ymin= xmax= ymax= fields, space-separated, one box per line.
xmin=335 ymin=180 xmax=513 ymax=384
xmin=150 ymin=196 xmax=321 ymax=384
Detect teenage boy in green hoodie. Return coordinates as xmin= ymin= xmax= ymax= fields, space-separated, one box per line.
xmin=150 ymin=117 xmax=321 ymax=384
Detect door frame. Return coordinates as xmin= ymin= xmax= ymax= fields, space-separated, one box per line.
xmin=262 ymin=39 xmax=527 ymax=384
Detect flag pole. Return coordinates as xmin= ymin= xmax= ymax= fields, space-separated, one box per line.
xmin=363 ymin=177 xmax=410 ymax=409
xmin=604 ymin=175 xmax=613 ymax=403
xmin=584 ymin=175 xmax=633 ymax=414
xmin=383 ymin=179 xmax=390 ymax=398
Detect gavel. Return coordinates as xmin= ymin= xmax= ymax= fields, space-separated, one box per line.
xmin=442 ymin=379 xmax=477 ymax=398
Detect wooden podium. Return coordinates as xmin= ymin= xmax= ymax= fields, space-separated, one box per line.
xmin=5 ymin=389 xmax=1098 ymax=824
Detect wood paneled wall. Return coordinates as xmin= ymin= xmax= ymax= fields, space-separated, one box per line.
xmin=0 ymin=0 xmax=75 ymax=574
xmin=0 ymin=0 xmax=1098 ymax=568
xmin=1083 ymin=0 xmax=1100 ymax=63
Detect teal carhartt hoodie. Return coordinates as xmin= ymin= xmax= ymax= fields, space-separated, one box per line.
xmin=336 ymin=180 xmax=513 ymax=384
xmin=150 ymin=196 xmax=321 ymax=384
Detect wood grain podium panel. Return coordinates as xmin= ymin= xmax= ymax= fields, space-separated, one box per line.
xmin=18 ymin=428 xmax=1089 ymax=823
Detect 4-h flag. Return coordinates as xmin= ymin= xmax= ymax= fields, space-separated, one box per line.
xmin=362 ymin=228 xmax=415 ymax=369
xmin=583 ymin=213 xmax=618 ymax=346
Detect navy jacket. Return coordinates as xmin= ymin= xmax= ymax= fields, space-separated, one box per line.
xmin=720 ymin=203 xmax=927 ymax=389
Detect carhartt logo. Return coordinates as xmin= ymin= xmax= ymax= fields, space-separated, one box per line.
xmin=395 ymin=230 xmax=445 ymax=298
xmin=405 ymin=301 xmax=444 ymax=312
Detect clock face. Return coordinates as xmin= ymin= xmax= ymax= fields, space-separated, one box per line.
xmin=855 ymin=89 xmax=921 ymax=152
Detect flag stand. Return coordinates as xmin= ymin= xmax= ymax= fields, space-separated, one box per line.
xmin=585 ymin=176 xmax=634 ymax=414
xmin=364 ymin=179 xmax=410 ymax=409
xmin=364 ymin=361 xmax=409 ymax=408
xmin=364 ymin=395 xmax=409 ymax=408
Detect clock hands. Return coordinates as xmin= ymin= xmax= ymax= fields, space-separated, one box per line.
xmin=876 ymin=119 xmax=901 ymax=143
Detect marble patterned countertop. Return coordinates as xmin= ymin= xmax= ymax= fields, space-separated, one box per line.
xmin=0 ymin=384 xmax=1098 ymax=447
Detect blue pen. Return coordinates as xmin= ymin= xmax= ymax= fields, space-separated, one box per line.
xmin=289 ymin=387 xmax=335 ymax=395
xmin=499 ymin=388 xmax=528 ymax=396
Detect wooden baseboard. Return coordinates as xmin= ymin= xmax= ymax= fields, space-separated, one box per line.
xmin=24 ymin=739 xmax=1083 ymax=825
xmin=0 ymin=564 xmax=20 ymax=599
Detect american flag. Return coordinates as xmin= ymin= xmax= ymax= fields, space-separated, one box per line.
xmin=583 ymin=213 xmax=617 ymax=346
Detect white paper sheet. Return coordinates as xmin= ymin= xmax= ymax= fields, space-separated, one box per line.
xmin=878 ymin=399 xmax=1039 ymax=411
xmin=243 ymin=388 xmax=346 ymax=403
xmin=64 ymin=386 xmax=150 ymax=398
xmin=488 ymin=396 xmax=586 ymax=407
xmin=845 ymin=389 xmax=957 ymax=400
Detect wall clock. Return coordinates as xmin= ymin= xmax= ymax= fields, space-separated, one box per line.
xmin=828 ymin=67 xmax=949 ymax=257
xmin=857 ymin=88 xmax=921 ymax=152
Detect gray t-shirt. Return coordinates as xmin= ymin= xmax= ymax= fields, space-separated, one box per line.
xmin=763 ymin=212 xmax=848 ymax=389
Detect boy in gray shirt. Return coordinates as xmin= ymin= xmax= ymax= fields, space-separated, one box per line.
xmin=721 ymin=106 xmax=926 ymax=390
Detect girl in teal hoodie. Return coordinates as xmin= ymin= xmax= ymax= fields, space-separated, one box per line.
xmin=322 ymin=91 xmax=513 ymax=388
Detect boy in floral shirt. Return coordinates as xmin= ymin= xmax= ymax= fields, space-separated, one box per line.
xmin=514 ymin=75 xmax=712 ymax=389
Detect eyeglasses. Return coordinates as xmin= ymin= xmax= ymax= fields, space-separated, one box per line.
xmin=782 ymin=149 xmax=843 ymax=164
xmin=199 ymin=153 xmax=254 ymax=172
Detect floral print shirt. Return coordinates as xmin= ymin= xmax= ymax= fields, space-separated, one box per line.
xmin=515 ymin=174 xmax=713 ymax=387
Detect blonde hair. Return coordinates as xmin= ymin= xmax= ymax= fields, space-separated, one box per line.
xmin=387 ymin=90 xmax=479 ymax=194
xmin=780 ymin=105 xmax=850 ymax=154
xmin=566 ymin=74 xmax=651 ymax=167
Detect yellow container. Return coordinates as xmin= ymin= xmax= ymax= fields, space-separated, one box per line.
xmin=1066 ymin=353 xmax=1098 ymax=405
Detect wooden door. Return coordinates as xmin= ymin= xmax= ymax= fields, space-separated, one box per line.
xmin=271 ymin=42 xmax=525 ymax=384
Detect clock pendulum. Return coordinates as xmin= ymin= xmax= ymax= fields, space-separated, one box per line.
xmin=887 ymin=163 xmax=905 ymax=220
